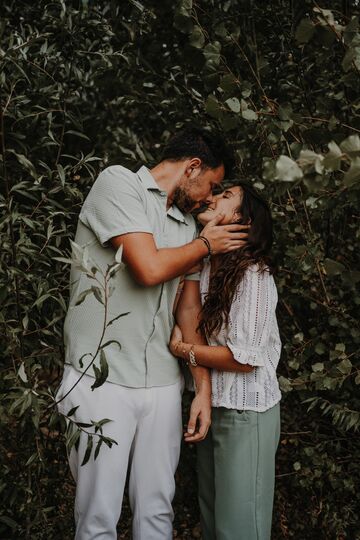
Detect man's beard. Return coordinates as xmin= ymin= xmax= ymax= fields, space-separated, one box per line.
xmin=172 ymin=186 xmax=197 ymax=213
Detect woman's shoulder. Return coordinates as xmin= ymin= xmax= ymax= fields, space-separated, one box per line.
xmin=240 ymin=263 xmax=276 ymax=291
xmin=245 ymin=263 xmax=272 ymax=276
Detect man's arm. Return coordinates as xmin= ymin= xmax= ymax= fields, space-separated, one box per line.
xmin=110 ymin=216 xmax=248 ymax=286
xmin=174 ymin=280 xmax=211 ymax=443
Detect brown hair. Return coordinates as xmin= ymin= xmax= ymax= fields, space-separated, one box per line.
xmin=198 ymin=181 xmax=274 ymax=337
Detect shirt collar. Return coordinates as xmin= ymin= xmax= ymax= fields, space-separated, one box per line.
xmin=167 ymin=204 xmax=187 ymax=224
xmin=137 ymin=165 xmax=160 ymax=191
xmin=137 ymin=165 xmax=187 ymax=225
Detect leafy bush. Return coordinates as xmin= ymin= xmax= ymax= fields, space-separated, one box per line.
xmin=1 ymin=1 xmax=359 ymax=538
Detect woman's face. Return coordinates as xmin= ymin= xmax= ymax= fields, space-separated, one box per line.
xmin=197 ymin=186 xmax=243 ymax=226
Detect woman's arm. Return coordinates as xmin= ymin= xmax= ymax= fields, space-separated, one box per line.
xmin=174 ymin=281 xmax=212 ymax=442
xmin=170 ymin=326 xmax=254 ymax=373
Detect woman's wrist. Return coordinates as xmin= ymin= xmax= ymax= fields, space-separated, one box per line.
xmin=174 ymin=341 xmax=198 ymax=366
xmin=176 ymin=341 xmax=190 ymax=359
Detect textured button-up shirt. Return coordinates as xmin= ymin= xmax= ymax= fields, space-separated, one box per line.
xmin=200 ymin=261 xmax=282 ymax=411
xmin=64 ymin=165 xmax=199 ymax=388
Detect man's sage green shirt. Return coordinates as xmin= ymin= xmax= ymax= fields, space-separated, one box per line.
xmin=63 ymin=165 xmax=199 ymax=388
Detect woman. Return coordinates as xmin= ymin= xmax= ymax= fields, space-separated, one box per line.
xmin=170 ymin=181 xmax=281 ymax=540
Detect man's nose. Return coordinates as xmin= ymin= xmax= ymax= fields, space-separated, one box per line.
xmin=205 ymin=193 xmax=215 ymax=205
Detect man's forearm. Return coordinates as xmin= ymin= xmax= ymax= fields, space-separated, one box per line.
xmin=145 ymin=240 xmax=208 ymax=286
xmin=111 ymin=219 xmax=249 ymax=287
xmin=112 ymin=235 xmax=208 ymax=287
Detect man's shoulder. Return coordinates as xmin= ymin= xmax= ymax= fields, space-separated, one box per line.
xmin=97 ymin=165 xmax=139 ymax=185
xmin=88 ymin=165 xmax=143 ymax=199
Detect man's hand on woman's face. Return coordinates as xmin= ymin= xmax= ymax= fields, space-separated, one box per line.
xmin=201 ymin=213 xmax=249 ymax=254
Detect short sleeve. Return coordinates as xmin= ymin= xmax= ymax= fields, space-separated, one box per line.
xmin=184 ymin=224 xmax=200 ymax=281
xmin=79 ymin=166 xmax=153 ymax=246
xmin=226 ymin=268 xmax=277 ymax=367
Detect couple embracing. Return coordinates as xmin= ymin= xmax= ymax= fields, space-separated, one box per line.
xmin=57 ymin=127 xmax=281 ymax=540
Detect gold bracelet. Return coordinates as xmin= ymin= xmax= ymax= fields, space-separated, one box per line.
xmin=188 ymin=344 xmax=198 ymax=367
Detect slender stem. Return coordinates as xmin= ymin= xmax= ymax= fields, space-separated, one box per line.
xmin=53 ymin=269 xmax=110 ymax=407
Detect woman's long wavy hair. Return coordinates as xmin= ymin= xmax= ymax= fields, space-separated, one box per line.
xmin=198 ymin=181 xmax=274 ymax=338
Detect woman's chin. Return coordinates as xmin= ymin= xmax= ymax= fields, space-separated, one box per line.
xmin=197 ymin=212 xmax=212 ymax=226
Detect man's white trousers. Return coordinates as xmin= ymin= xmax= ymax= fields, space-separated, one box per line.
xmin=57 ymin=366 xmax=183 ymax=540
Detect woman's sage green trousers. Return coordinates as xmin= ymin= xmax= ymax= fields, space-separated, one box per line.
xmin=197 ymin=403 xmax=281 ymax=540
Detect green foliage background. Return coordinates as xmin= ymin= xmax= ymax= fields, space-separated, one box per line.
xmin=1 ymin=0 xmax=359 ymax=538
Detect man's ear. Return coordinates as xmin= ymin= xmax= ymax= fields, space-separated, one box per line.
xmin=186 ymin=157 xmax=202 ymax=176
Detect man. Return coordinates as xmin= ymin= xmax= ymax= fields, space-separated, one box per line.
xmin=57 ymin=127 xmax=247 ymax=539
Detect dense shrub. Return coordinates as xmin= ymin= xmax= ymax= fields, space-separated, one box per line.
xmin=1 ymin=1 xmax=359 ymax=538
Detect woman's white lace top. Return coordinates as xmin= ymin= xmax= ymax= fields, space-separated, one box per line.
xmin=200 ymin=260 xmax=282 ymax=412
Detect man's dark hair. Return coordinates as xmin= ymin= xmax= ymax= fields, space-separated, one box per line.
xmin=162 ymin=126 xmax=235 ymax=178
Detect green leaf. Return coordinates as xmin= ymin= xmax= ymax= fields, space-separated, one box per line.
xmin=324 ymin=258 xmax=345 ymax=276
xmin=278 ymin=376 xmax=293 ymax=392
xmin=91 ymin=350 xmax=109 ymax=390
xmin=115 ymin=244 xmax=123 ymax=264
xmin=94 ymin=439 xmax=103 ymax=460
xmin=17 ymin=363 xmax=28 ymax=383
xmin=343 ymin=16 xmax=359 ymax=45
xmin=205 ymin=95 xmax=222 ymax=119
xmin=344 ymin=157 xmax=360 ymax=186
xmin=78 ymin=352 xmax=92 ymax=369
xmin=94 ymin=418 xmax=112 ymax=433
xmin=67 ymin=406 xmax=79 ymax=417
xmin=337 ymin=358 xmax=352 ymax=375
xmin=323 ymin=141 xmax=343 ymax=171
xmin=315 ymin=343 xmax=326 ymax=355
xmin=203 ymin=42 xmax=221 ymax=66
xmin=241 ymin=108 xmax=258 ymax=121
xmin=91 ymin=286 xmax=104 ymax=305
xmin=225 ymin=97 xmax=240 ymax=113
xmin=340 ymin=135 xmax=360 ymax=158
xmin=106 ymin=312 xmax=130 ymax=327
xmin=220 ymin=74 xmax=238 ymax=94
xmin=67 ymin=429 xmax=81 ymax=453
xmin=295 ymin=18 xmax=315 ymax=44
xmin=57 ymin=164 xmax=66 ymax=186
xmin=275 ymin=156 xmax=303 ymax=182
xmin=312 ymin=362 xmax=324 ymax=372
xmin=100 ymin=339 xmax=122 ymax=350
xmin=53 ymin=256 xmax=73 ymax=265
xmin=8 ymin=150 xmax=38 ymax=180
xmin=298 ymin=150 xmax=324 ymax=174
xmin=189 ymin=25 xmax=205 ymax=48
xmin=174 ymin=2 xmax=193 ymax=33
xmin=81 ymin=435 xmax=93 ymax=466
xmin=342 ymin=46 xmax=360 ymax=72
xmin=0 ymin=516 xmax=19 ymax=529
xmin=25 ymin=453 xmax=39 ymax=467
xmin=108 ymin=262 xmax=123 ymax=278
xmin=75 ymin=288 xmax=93 ymax=306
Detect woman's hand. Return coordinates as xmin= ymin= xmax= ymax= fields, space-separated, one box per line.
xmin=169 ymin=324 xmax=183 ymax=356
